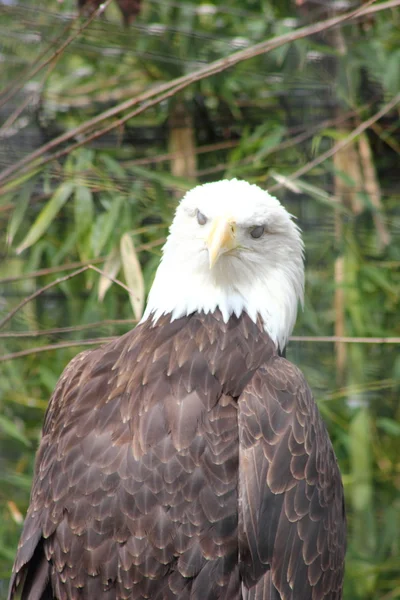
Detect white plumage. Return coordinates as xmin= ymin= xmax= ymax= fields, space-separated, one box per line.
xmin=143 ymin=179 xmax=304 ymax=350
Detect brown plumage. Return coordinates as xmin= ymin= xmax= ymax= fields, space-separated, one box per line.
xmin=9 ymin=310 xmax=345 ymax=600
xmin=116 ymin=0 xmax=142 ymax=27
xmin=77 ymin=0 xmax=142 ymax=26
xmin=77 ymin=0 xmax=103 ymax=13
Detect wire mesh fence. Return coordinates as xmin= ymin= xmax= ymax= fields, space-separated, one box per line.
xmin=0 ymin=0 xmax=399 ymax=598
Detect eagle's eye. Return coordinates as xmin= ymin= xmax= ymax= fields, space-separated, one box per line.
xmin=250 ymin=225 xmax=265 ymax=239
xmin=196 ymin=210 xmax=208 ymax=226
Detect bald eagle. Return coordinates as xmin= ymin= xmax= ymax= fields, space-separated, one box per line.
xmin=9 ymin=179 xmax=346 ymax=600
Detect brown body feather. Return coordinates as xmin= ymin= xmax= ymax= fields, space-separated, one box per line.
xmin=8 ymin=311 xmax=346 ymax=600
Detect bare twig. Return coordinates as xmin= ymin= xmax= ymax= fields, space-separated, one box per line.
xmin=0 ymin=259 xmax=106 ymax=285
xmin=269 ymin=93 xmax=400 ymax=192
xmin=195 ymin=106 xmax=366 ymax=177
xmin=0 ymin=338 xmax=116 ymax=363
xmin=0 ymin=17 xmax=75 ymax=109
xmin=0 ymin=319 xmax=137 ymax=338
xmin=290 ymin=336 xmax=400 ymax=343
xmin=0 ymin=238 xmax=164 ymax=284
xmin=0 ymin=0 xmax=113 ymax=108
xmin=370 ymin=121 xmax=400 ymax=154
xmin=0 ymin=266 xmax=89 ymax=330
xmin=325 ymin=378 xmax=396 ymax=401
xmin=0 ymin=0 xmax=390 ymax=188
xmin=2 ymin=335 xmax=400 ymax=364
xmin=0 ymin=92 xmax=37 ymax=138
xmin=89 ymin=264 xmax=140 ymax=300
xmin=358 ymin=132 xmax=391 ymax=248
xmin=0 ymin=262 xmax=146 ymax=330
xmin=124 ymin=108 xmax=364 ymax=172
xmin=360 ymin=0 xmax=400 ymax=14
xmin=125 ymin=140 xmax=240 ymax=168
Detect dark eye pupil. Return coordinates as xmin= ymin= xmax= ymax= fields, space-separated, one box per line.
xmin=197 ymin=210 xmax=207 ymax=225
xmin=250 ymin=225 xmax=264 ymax=239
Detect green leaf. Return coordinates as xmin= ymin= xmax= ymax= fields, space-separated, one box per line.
xmin=383 ymin=49 xmax=400 ymax=96
xmin=349 ymin=407 xmax=373 ymax=512
xmin=290 ymin=178 xmax=349 ymax=213
xmin=255 ymin=126 xmax=285 ymax=159
xmin=16 ymin=181 xmax=75 ymax=254
xmin=376 ymin=418 xmax=400 ymax=437
xmin=0 ymin=167 xmax=41 ymax=196
xmin=0 ymin=471 xmax=34 ymax=491
xmin=74 ymin=185 xmax=94 ymax=237
xmin=91 ymin=196 xmax=123 ymax=257
xmin=363 ymin=266 xmax=398 ymax=297
xmin=127 ymin=164 xmax=193 ymax=193
xmin=0 ymin=415 xmax=31 ymax=447
xmin=100 ymin=154 xmax=127 ymax=179
xmin=0 ymin=192 xmax=14 ymax=208
xmin=7 ymin=181 xmax=34 ymax=246
xmin=120 ymin=233 xmax=144 ymax=321
xmin=0 ymin=545 xmax=16 ymax=561
xmin=98 ymin=246 xmax=121 ymax=301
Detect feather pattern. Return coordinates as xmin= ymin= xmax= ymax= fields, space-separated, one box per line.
xmin=8 ymin=311 xmax=345 ymax=600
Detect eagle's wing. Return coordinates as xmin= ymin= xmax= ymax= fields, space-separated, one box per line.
xmin=238 ymin=356 xmax=346 ymax=600
xmin=8 ymin=317 xmax=242 ymax=600
xmin=7 ymin=349 xmax=94 ymax=600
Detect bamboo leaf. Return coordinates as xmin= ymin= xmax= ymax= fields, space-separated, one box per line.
xmin=362 ymin=266 xmax=398 ymax=297
xmin=290 ymin=178 xmax=349 ymax=212
xmin=91 ymin=196 xmax=123 ymax=257
xmin=98 ymin=246 xmax=122 ymax=301
xmin=349 ymin=407 xmax=373 ymax=512
xmin=1 ymin=167 xmax=42 ymax=196
xmin=7 ymin=180 xmax=35 ymax=246
xmin=383 ymin=49 xmax=400 ymax=95
xmin=255 ymin=126 xmax=285 ymax=159
xmin=0 ymin=192 xmax=14 ymax=208
xmin=0 ymin=545 xmax=16 ymax=561
xmin=16 ymin=181 xmax=75 ymax=254
xmin=120 ymin=233 xmax=144 ymax=321
xmin=127 ymin=164 xmax=193 ymax=193
xmin=74 ymin=185 xmax=94 ymax=237
xmin=100 ymin=154 xmax=127 ymax=178
xmin=0 ymin=415 xmax=31 ymax=447
xmin=377 ymin=418 xmax=400 ymax=437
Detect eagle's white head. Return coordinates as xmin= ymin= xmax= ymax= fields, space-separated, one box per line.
xmin=142 ymin=179 xmax=304 ymax=350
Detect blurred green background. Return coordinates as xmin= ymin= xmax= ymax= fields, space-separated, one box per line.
xmin=0 ymin=0 xmax=399 ymax=598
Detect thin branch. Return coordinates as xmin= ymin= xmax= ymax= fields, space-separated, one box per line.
xmin=0 ymin=266 xmax=89 ymax=330
xmin=89 ymin=264 xmax=140 ymax=301
xmin=2 ymin=335 xmax=400 ymax=364
xmin=125 ymin=140 xmax=240 ymax=168
xmin=290 ymin=336 xmax=400 ymax=344
xmin=0 ymin=338 xmax=116 ymax=363
xmin=0 ymin=261 xmax=145 ymax=330
xmin=0 ymin=319 xmax=137 ymax=338
xmin=0 ymin=15 xmax=76 ymax=108
xmin=0 ymin=92 xmax=37 ymax=138
xmin=370 ymin=121 xmax=400 ymax=155
xmin=269 ymin=93 xmax=400 ymax=192
xmin=0 ymin=259 xmax=106 ymax=285
xmin=0 ymin=0 xmax=113 ymax=108
xmin=0 ymin=0 xmax=388 ymax=188
xmin=0 ymin=238 xmax=164 ymax=284
xmin=325 ymin=378 xmax=396 ymax=401
xmin=124 ymin=108 xmax=364 ymax=171
xmin=360 ymin=0 xmax=400 ymax=14
xmin=195 ymin=106 xmax=366 ymax=177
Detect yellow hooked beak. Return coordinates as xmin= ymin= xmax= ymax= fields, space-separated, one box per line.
xmin=206 ymin=216 xmax=237 ymax=269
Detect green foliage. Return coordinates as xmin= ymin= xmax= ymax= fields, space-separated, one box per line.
xmin=0 ymin=0 xmax=399 ymax=598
